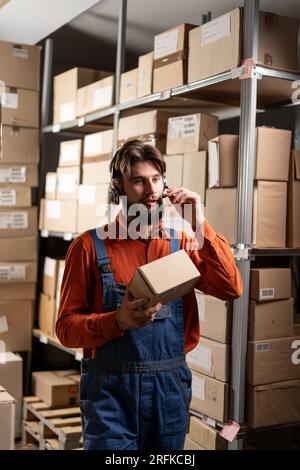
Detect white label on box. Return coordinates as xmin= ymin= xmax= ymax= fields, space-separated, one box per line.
xmin=196 ymin=295 xmax=205 ymax=322
xmin=196 ymin=344 xmax=212 ymax=371
xmin=260 ymin=288 xmax=275 ymax=299
xmin=202 ymin=13 xmax=230 ymax=46
xmin=44 ymin=257 xmax=56 ymax=278
xmin=45 ymin=174 xmax=56 ymax=194
xmin=79 ymin=186 xmax=96 ymax=205
xmin=140 ymin=69 xmax=147 ymax=84
xmin=93 ymin=85 xmax=113 ymax=109
xmin=0 ymin=316 xmax=9 ymax=333
xmin=13 ymin=47 xmax=29 ymax=60
xmin=255 ymin=343 xmax=270 ymax=353
xmin=169 ymin=115 xmax=197 ymax=139
xmin=0 ymin=166 xmax=26 ymax=183
xmin=84 ymin=133 xmax=102 ymax=157
xmin=154 ymin=29 xmax=178 ymax=59
xmin=60 ymin=102 xmax=75 ymax=122
xmin=208 ymin=140 xmax=220 ymax=188
xmin=0 ymin=189 xmax=16 ymax=206
xmin=125 ymin=79 xmax=133 ymax=90
xmin=46 ymin=200 xmax=61 ymax=219
xmin=2 ymin=92 xmax=18 ymax=109
xmin=60 ymin=143 xmax=80 ymax=163
xmin=0 ymin=264 xmax=26 ymax=282
xmin=0 ymin=211 xmax=28 ymax=229
xmin=58 ymin=173 xmax=77 ymax=194
xmin=192 ymin=375 xmax=205 ymax=401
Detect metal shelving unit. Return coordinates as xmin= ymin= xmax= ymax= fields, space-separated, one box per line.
xmin=38 ymin=0 xmax=300 ymax=450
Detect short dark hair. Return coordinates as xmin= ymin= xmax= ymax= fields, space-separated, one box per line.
xmin=109 ymin=139 xmax=166 ymax=181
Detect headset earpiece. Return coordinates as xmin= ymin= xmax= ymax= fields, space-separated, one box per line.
xmin=162 ymin=175 xmax=168 ymax=198
xmin=108 ymin=181 xmax=121 ymax=205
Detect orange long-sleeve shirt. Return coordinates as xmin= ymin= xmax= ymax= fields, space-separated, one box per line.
xmin=56 ymin=220 xmax=243 ymax=358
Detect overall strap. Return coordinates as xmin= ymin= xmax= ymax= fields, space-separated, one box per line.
xmin=89 ymin=229 xmax=112 ymax=274
xmin=167 ymin=228 xmax=180 ymax=254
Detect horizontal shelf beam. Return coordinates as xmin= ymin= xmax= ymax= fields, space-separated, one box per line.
xmin=32 ymin=329 xmax=83 ymax=361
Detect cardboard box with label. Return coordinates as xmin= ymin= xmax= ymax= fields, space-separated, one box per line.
xmin=0 ymin=261 xmax=37 ymax=283
xmin=1 ymin=126 xmax=39 ymax=164
xmin=250 ymin=268 xmax=291 ymax=302
xmin=0 ymin=237 xmax=37 ymax=262
xmin=287 ymin=151 xmax=300 ymax=248
xmin=0 ymin=386 xmax=15 ymax=450
xmin=0 ymin=187 xmax=31 ymax=207
xmin=0 ymin=282 xmax=36 ymax=300
xmin=45 ymin=172 xmax=57 ymax=200
xmin=53 ymin=67 xmax=111 ymax=124
xmin=120 ymin=68 xmax=138 ymax=103
xmin=247 ymin=379 xmax=300 ymax=428
xmin=255 ymin=127 xmax=291 ymax=181
xmin=42 ymin=200 xmax=77 ymax=233
xmin=76 ymin=75 xmax=114 ymax=116
xmin=32 ymin=370 xmax=80 ymax=407
xmin=0 ymin=40 xmax=40 ymax=91
xmin=77 ymin=184 xmax=109 ymax=233
xmin=38 ymin=293 xmax=56 ymax=338
xmin=189 ymin=416 xmax=227 ymax=450
xmin=129 ymin=250 xmax=200 ymax=308
xmin=83 ymin=129 xmax=113 ymax=162
xmin=190 ymin=370 xmax=229 ymax=423
xmin=82 ymin=160 xmax=111 ymax=185
xmin=166 ymin=113 xmax=218 ymax=154
xmin=153 ymin=23 xmax=196 ymax=93
xmin=58 ymin=139 xmax=82 ymax=168
xmin=208 ymin=135 xmax=239 ymax=188
xmin=187 ymin=337 xmax=230 ymax=382
xmin=0 ymin=163 xmax=38 ymax=187
xmin=137 ymin=52 xmax=153 ymax=98
xmin=249 ymin=298 xmax=294 ymax=341
xmin=0 ymin=207 xmax=37 ymax=238
xmin=43 ymin=257 xmax=59 ymax=298
xmin=247 ymin=335 xmax=300 ymax=385
xmin=0 ymin=353 xmax=23 ymax=437
xmin=0 ymin=300 xmax=33 ymax=351
xmin=195 ymin=291 xmax=232 ymax=343
xmin=56 ymin=166 xmax=81 ymax=201
xmin=1 ymin=88 xmax=39 ymax=128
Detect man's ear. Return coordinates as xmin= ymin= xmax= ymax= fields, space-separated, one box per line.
xmin=113 ymin=178 xmax=124 ymax=196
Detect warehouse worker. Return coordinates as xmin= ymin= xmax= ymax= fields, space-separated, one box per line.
xmin=56 ymin=139 xmax=243 ymax=451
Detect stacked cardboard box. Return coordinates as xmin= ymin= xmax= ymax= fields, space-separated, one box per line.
xmin=38 ymin=257 xmax=59 ymax=338
xmin=0 ymin=353 xmax=23 ymax=438
xmin=287 ymin=150 xmax=300 ymax=247
xmin=32 ymin=370 xmax=80 ymax=407
xmin=0 ymin=386 xmax=15 ymax=450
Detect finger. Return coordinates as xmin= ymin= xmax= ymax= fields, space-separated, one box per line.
xmin=145 ymin=303 xmax=162 ymax=316
xmin=131 ymin=297 xmax=148 ymax=309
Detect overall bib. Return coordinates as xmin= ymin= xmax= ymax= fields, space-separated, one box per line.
xmin=80 ymin=228 xmax=192 ymax=450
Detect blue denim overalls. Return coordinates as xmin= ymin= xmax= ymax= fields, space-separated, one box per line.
xmin=80 ymin=228 xmax=192 ymax=450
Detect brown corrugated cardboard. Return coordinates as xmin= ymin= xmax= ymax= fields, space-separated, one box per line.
xmin=164 ymin=154 xmax=183 ymax=188
xmin=32 ymin=371 xmax=79 ymax=407
xmin=2 ymin=88 xmax=39 ymax=128
xmin=255 ymin=127 xmax=291 ymax=181
xmin=1 ymin=126 xmax=39 ymax=164
xmin=250 ymin=268 xmax=291 ymax=302
xmin=0 ymin=353 xmax=22 ymax=437
xmin=43 ymin=257 xmax=59 ymax=298
xmin=188 ymin=9 xmax=241 ymax=83
xmin=183 ymin=151 xmax=207 ymax=204
xmin=82 ymin=160 xmax=111 ymax=185
xmin=166 ymin=113 xmax=218 ymax=154
xmin=83 ymin=130 xmax=113 ymax=162
xmin=0 ymin=261 xmax=37 ymax=283
xmin=58 ymin=140 xmax=82 ymax=167
xmin=56 ymin=166 xmax=81 ymax=200
xmin=42 ymin=200 xmax=77 ymax=233
xmin=247 ymin=380 xmax=300 ymax=428
xmin=0 ymin=40 xmax=40 ymax=91
xmin=189 ymin=416 xmax=227 ymax=450
xmin=0 ymin=207 xmax=37 ymax=238
xmin=0 ymin=300 xmax=33 ymax=351
xmin=287 ymin=151 xmax=300 ymax=248
xmin=248 ymin=299 xmax=294 ymax=341
xmin=0 ymin=282 xmax=36 ymax=300
xmin=84 ymin=75 xmax=114 ymax=115
xmin=153 ymin=51 xmax=189 ymax=93
xmin=0 ymin=237 xmax=37 ymax=262
xmin=53 ymin=67 xmax=111 ymax=124
xmin=77 ymin=184 xmax=109 ymax=233
xmin=247 ymin=335 xmax=300 ymax=385
xmin=187 ymin=337 xmax=230 ymax=382
xmin=184 ymin=435 xmax=205 ymax=450
xmin=120 ymin=68 xmax=138 ymax=103
xmin=137 ymin=52 xmax=153 ymax=98
xmin=0 ymin=163 xmax=38 ymax=187
xmin=208 ymin=135 xmax=239 ymax=188
xmin=195 ymin=291 xmax=232 ymax=344
xmin=0 ymin=387 xmax=15 ymax=450
xmin=118 ymin=110 xmax=174 ymax=142
xmin=154 ymin=23 xmax=196 ymax=60
xmin=190 ymin=370 xmax=229 ymax=422
xmin=45 ymin=172 xmax=57 ymax=200
xmin=0 ymin=187 xmax=31 ymax=207
xmin=205 ymin=188 xmax=237 ymax=244
xmin=38 ymin=293 xmax=56 ymax=338
xmin=129 ymin=250 xmax=200 ymax=307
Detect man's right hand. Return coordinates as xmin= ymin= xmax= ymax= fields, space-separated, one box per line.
xmin=116 ymin=288 xmax=162 ymax=331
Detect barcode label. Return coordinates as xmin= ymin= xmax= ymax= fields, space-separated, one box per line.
xmin=0 ymin=265 xmax=26 ymax=282
xmin=168 ymin=115 xmax=197 ymax=139
xmin=256 ymin=343 xmax=270 ymax=352
xmin=13 ymin=47 xmax=29 ymax=59
xmin=0 ymin=211 xmax=28 ymax=229
xmin=260 ymin=288 xmax=275 ymax=299
xmin=0 ymin=166 xmax=26 ymax=183
xmin=0 ymin=190 xmax=16 ymax=206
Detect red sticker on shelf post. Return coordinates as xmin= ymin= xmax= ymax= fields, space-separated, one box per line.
xmin=219 ymin=420 xmax=240 ymax=442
